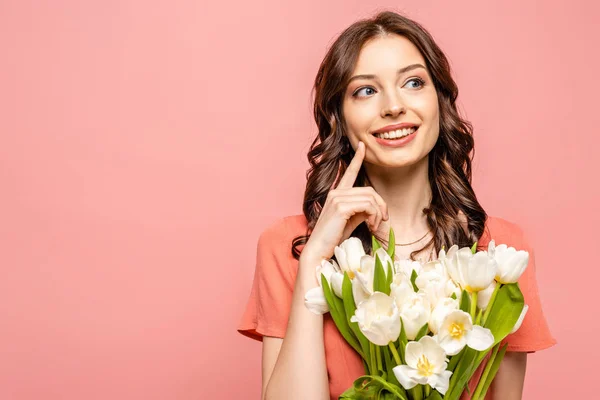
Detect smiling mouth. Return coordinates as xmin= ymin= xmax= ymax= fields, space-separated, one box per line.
xmin=373 ymin=126 xmax=418 ymax=140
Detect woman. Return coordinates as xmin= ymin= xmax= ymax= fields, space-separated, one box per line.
xmin=238 ymin=10 xmax=556 ymax=400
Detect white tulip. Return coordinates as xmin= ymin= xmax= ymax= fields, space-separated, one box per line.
xmin=477 ymin=281 xmax=497 ymax=310
xmin=334 ymin=237 xmax=366 ymax=278
xmin=510 ymin=304 xmax=529 ymax=334
xmin=488 ymin=240 xmax=529 ymax=284
xmin=334 ymin=238 xmax=372 ymax=300
xmin=429 ymin=298 xmax=459 ymax=334
xmin=416 ymin=261 xmax=454 ymax=308
xmin=443 ymin=245 xmax=498 ymax=293
xmin=330 ymin=272 xmax=344 ymax=298
xmin=350 ymin=249 xmax=394 ymax=307
xmin=393 ymin=336 xmax=453 ymax=395
xmin=415 ymin=262 xmax=447 ymax=290
xmin=350 ymin=292 xmax=401 ymax=346
xmin=350 ymin=255 xmax=376 ymax=307
xmin=390 ymin=272 xmax=415 ymax=298
xmin=393 ymin=290 xmax=431 ymax=340
xmin=304 ymin=286 xmax=329 ymax=314
xmin=304 ymin=259 xmax=342 ymax=314
xmin=436 ymin=310 xmax=494 ymax=355
xmin=395 ymin=258 xmax=423 ymax=279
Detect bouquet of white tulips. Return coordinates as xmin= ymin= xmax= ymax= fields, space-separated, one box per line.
xmin=304 ymin=228 xmax=529 ymax=400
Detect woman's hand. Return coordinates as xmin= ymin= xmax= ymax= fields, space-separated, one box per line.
xmin=302 ymin=141 xmax=389 ymax=263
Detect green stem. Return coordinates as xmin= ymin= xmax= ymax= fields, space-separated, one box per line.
xmin=445 ymin=350 xmax=468 ymax=397
xmin=470 ymin=291 xmax=478 ymax=320
xmin=410 ymin=385 xmax=423 ymax=400
xmin=370 ymin=342 xmax=377 ymax=375
xmin=447 ymin=348 xmax=464 ymax=372
xmin=481 ymin=283 xmax=501 ymax=326
xmin=424 ymin=384 xmax=431 ymax=397
xmin=474 ymin=308 xmax=483 ymax=325
xmin=376 ymin=345 xmax=383 ymax=374
xmin=389 ymin=342 xmax=402 ymax=365
xmin=471 ymin=343 xmax=500 ymax=400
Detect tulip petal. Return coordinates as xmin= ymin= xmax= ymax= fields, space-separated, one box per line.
xmin=304 ymin=286 xmax=329 ymax=314
xmin=341 ymin=237 xmax=366 ymax=271
xmin=428 ymin=370 xmax=452 ymax=395
xmin=331 ymin=272 xmax=344 ymax=298
xmin=405 ymin=367 xmax=429 ymax=385
xmin=404 ymin=340 xmax=423 ymax=368
xmin=477 ymin=281 xmax=496 ymax=310
xmin=334 ymin=246 xmax=349 ymax=272
xmin=393 ymin=365 xmax=418 ymax=390
xmin=467 ymin=325 xmax=494 ymax=351
xmin=438 ymin=334 xmax=466 ymax=356
xmin=510 ymin=304 xmax=529 ymax=334
xmin=420 ymin=336 xmax=446 ymax=371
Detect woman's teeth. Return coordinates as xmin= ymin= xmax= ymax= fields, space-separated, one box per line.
xmin=374 ymin=127 xmax=417 ymax=139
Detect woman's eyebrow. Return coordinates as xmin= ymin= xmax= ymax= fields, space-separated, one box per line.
xmin=348 ymin=63 xmax=426 ymax=84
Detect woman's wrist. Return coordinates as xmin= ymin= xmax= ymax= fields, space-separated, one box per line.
xmin=298 ymin=252 xmax=324 ymax=289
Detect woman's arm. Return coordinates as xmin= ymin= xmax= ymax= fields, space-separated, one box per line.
xmin=489 ymin=351 xmax=527 ymax=399
xmin=263 ymin=253 xmax=329 ymax=400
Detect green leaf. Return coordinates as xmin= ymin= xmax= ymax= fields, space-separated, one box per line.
xmin=471 ymin=241 xmax=478 ymax=254
xmin=379 ymin=391 xmax=397 ymax=400
xmin=398 ymin=320 xmax=408 ymax=364
xmin=387 ymin=227 xmax=396 ymax=259
xmin=450 ymin=292 xmax=457 ymax=300
xmin=382 ymin=344 xmax=402 ymax=388
xmin=375 ymin=345 xmax=385 ymax=376
xmin=444 ymin=347 xmax=478 ymax=399
xmin=342 ymin=273 xmax=371 ymax=371
xmin=480 ymin=283 xmax=524 ymax=350
xmin=386 ymin=262 xmax=394 ymax=290
xmin=373 ymin=252 xmax=390 ymax=295
xmin=339 ymin=375 xmax=409 ymax=400
xmin=321 ymin=275 xmax=364 ymax=359
xmin=339 ymin=376 xmax=380 ymax=399
xmin=459 ymin=289 xmax=471 ymax=313
xmin=372 ymin=235 xmax=382 ymax=253
xmin=414 ymin=323 xmax=429 ymax=341
xmin=447 ymin=347 xmax=464 ymax=372
xmin=477 ymin=343 xmax=508 ymax=399
xmin=424 ymin=390 xmax=443 ymax=400
xmin=410 ymin=269 xmax=419 ymax=292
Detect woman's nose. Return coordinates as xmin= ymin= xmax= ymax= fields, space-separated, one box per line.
xmin=381 ymin=93 xmax=406 ymax=118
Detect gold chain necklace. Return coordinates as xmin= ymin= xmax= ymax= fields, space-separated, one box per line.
xmin=374 ymin=230 xmax=435 ymax=262
xmin=374 ymin=230 xmax=430 ymax=246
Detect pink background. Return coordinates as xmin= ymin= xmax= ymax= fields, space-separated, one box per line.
xmin=0 ymin=1 xmax=597 ymax=399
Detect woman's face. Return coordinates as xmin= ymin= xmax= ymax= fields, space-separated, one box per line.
xmin=342 ymin=34 xmax=440 ymax=168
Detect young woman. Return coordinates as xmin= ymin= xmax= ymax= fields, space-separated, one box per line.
xmin=238 ymin=10 xmax=556 ymax=400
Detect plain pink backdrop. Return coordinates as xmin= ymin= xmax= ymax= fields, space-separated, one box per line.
xmin=0 ymin=1 xmax=597 ymax=399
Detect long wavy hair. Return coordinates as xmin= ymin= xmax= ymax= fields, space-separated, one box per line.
xmin=292 ymin=10 xmax=488 ymax=261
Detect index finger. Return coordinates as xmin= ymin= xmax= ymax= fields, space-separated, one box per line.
xmin=337 ymin=141 xmax=365 ymax=189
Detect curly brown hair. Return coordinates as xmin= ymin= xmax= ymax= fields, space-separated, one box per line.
xmin=292 ymin=10 xmax=488 ymax=261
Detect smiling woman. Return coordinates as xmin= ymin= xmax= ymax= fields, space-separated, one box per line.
xmin=237 ymin=10 xmax=556 ymax=400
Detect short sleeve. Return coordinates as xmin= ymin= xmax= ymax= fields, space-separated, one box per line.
xmin=237 ymin=218 xmax=297 ymax=342
xmin=499 ymin=223 xmax=557 ymax=353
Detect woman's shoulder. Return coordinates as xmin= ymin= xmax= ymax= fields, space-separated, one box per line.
xmin=259 ymin=214 xmax=308 ymax=238
xmin=483 ymin=214 xmax=531 ymax=249
xmin=256 ymin=214 xmax=309 ymax=256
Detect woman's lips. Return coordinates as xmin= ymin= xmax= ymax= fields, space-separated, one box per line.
xmin=372 ymin=127 xmax=418 ymax=147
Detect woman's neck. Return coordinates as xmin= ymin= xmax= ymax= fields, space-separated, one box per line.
xmin=364 ymin=156 xmax=432 ymax=245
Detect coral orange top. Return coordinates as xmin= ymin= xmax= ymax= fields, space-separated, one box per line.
xmin=237 ymin=214 xmax=556 ymax=400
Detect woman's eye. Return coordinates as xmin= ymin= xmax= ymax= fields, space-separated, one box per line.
xmin=405 ymin=77 xmax=425 ymax=89
xmin=352 ymin=78 xmax=425 ymax=98
xmin=353 ymin=87 xmax=376 ymax=97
